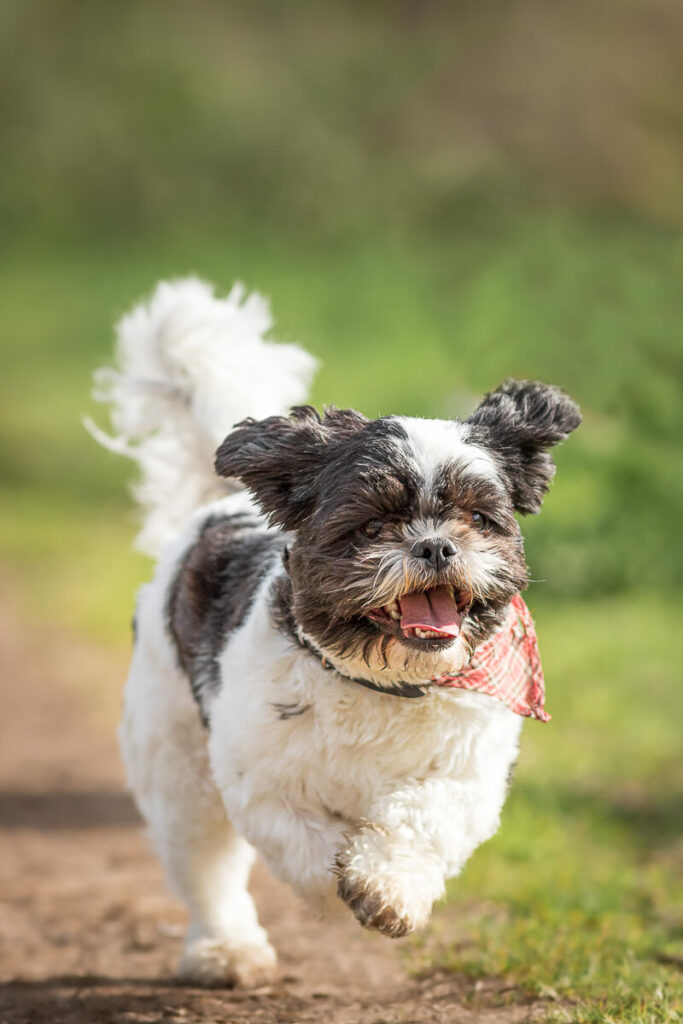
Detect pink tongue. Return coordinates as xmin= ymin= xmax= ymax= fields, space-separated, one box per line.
xmin=399 ymin=585 xmax=462 ymax=637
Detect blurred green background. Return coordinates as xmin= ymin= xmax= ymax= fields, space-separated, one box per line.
xmin=1 ymin=2 xmax=681 ymax=1020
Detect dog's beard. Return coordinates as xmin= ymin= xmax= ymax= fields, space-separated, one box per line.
xmin=277 ymin=534 xmax=527 ymax=686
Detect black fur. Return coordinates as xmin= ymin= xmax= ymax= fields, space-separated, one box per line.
xmin=215 ymin=406 xmax=371 ymax=531
xmin=197 ymin=381 xmax=579 ymax=697
xmin=254 ymin=408 xmax=528 ymax=668
xmin=167 ymin=512 xmax=284 ymax=724
xmin=271 ymin=702 xmax=312 ymax=720
xmin=217 ymin=407 xmax=423 ymax=540
xmin=270 ymin=576 xmax=429 ymax=698
xmin=467 ymin=379 xmax=581 ymax=514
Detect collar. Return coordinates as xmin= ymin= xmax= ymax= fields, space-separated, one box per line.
xmin=296 ymin=631 xmax=428 ymax=699
xmin=297 ymin=594 xmax=549 ymax=722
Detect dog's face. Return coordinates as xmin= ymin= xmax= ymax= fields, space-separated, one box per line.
xmin=216 ymin=380 xmax=580 ymax=681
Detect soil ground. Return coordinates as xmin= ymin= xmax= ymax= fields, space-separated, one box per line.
xmin=0 ymin=592 xmax=546 ymax=1024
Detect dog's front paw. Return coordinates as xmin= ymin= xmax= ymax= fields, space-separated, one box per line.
xmin=336 ymin=868 xmax=415 ymax=937
xmin=335 ymin=829 xmax=443 ymax=938
xmin=178 ymin=938 xmax=277 ymax=988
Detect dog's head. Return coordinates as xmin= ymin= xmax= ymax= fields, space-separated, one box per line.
xmin=215 ymin=380 xmax=580 ymax=683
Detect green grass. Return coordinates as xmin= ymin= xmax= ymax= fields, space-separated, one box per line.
xmin=421 ymin=597 xmax=683 ymax=1023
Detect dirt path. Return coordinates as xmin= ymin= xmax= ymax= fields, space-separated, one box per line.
xmin=0 ymin=592 xmax=544 ymax=1024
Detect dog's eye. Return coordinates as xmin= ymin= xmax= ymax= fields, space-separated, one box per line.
xmin=471 ymin=511 xmax=490 ymax=530
xmin=360 ymin=519 xmax=383 ymax=538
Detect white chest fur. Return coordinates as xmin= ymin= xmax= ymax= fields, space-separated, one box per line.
xmin=208 ymin=578 xmax=522 ymax=910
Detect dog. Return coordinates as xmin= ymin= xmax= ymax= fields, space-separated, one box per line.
xmin=89 ymin=278 xmax=580 ymax=987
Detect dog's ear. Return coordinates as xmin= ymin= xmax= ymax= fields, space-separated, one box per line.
xmin=467 ymin=379 xmax=581 ymax=514
xmin=215 ymin=405 xmax=367 ymax=529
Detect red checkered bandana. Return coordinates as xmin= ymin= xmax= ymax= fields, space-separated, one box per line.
xmin=432 ymin=594 xmax=549 ymax=722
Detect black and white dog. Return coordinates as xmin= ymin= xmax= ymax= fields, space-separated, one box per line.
xmin=90 ymin=278 xmax=580 ymax=987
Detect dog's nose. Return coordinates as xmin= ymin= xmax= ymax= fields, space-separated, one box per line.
xmin=411 ymin=537 xmax=457 ymax=572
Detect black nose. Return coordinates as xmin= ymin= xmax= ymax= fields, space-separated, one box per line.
xmin=411 ymin=537 xmax=457 ymax=572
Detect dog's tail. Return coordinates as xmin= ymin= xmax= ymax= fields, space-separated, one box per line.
xmin=86 ymin=277 xmax=317 ymax=557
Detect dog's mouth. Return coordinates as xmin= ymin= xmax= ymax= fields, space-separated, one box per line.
xmin=367 ymin=584 xmax=471 ymax=645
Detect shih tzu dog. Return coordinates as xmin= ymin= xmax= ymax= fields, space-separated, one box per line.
xmin=89 ymin=278 xmax=580 ymax=987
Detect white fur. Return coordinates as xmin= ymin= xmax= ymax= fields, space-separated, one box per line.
xmin=106 ymin=279 xmax=524 ymax=987
xmin=124 ymin=535 xmax=521 ymax=976
xmin=207 ymin=571 xmax=520 ymax=910
xmin=87 ymin=278 xmax=316 ymax=556
xmin=120 ymin=503 xmax=278 ymax=986
xmin=397 ymin=416 xmax=501 ymax=487
xmin=402 ymin=516 xmax=510 ymax=604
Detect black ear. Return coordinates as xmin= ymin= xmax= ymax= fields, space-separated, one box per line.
xmin=467 ymin=379 xmax=581 ymax=514
xmin=215 ymin=405 xmax=367 ymax=529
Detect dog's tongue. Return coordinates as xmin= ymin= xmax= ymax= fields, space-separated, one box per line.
xmin=399 ymin=585 xmax=462 ymax=638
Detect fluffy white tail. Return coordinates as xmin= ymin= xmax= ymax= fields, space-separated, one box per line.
xmin=87 ymin=277 xmax=317 ymax=556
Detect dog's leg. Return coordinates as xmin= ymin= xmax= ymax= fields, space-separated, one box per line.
xmin=215 ymin=787 xmax=351 ymax=918
xmin=170 ymin=815 xmax=277 ymax=989
xmin=336 ymin=771 xmax=511 ymax=937
xmin=120 ymin=640 xmax=277 ymax=988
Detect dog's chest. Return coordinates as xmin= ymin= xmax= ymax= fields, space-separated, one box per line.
xmin=210 ymin=630 xmax=514 ymax=822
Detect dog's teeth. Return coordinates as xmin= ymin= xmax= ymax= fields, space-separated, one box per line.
xmin=385 ymin=599 xmax=400 ymax=620
xmin=414 ymin=627 xmax=441 ymax=639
